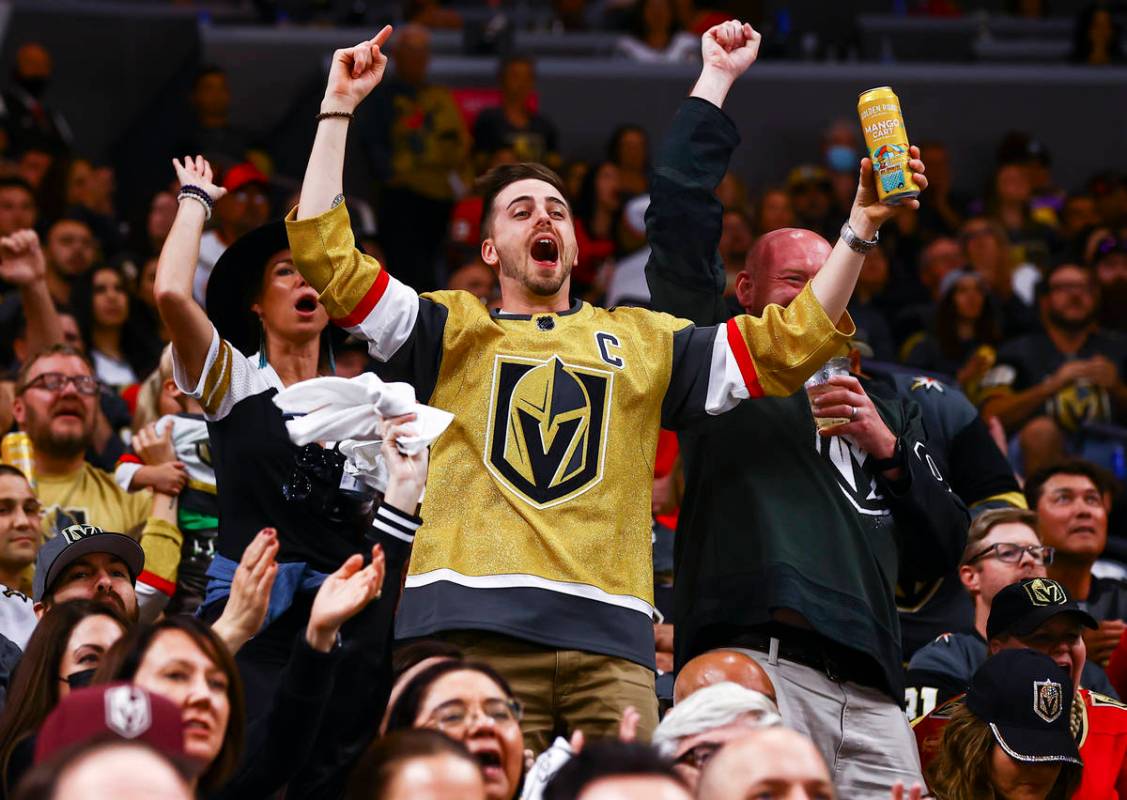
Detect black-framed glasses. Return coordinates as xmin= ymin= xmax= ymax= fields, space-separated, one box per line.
xmin=423 ymin=698 xmax=523 ymax=735
xmin=674 ymin=742 xmax=721 ymax=771
xmin=966 ymin=542 xmax=1055 ymax=566
xmin=20 ymin=373 xmax=100 ymax=396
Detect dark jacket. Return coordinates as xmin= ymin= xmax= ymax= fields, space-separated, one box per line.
xmin=211 ymin=502 xmax=419 ymax=799
xmin=644 ymin=97 xmax=970 ymax=701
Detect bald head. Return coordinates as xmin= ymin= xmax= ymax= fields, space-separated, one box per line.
xmin=674 ymin=650 xmax=776 ymax=705
xmin=737 ymin=228 xmax=832 ymax=316
xmin=698 ymin=728 xmax=834 ymax=800
xmin=16 ymin=43 xmax=51 ymax=80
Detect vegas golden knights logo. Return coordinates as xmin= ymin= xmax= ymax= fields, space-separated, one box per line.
xmin=1023 ymin=578 xmax=1067 ymax=607
xmin=1033 ymin=679 xmax=1063 ymax=723
xmin=484 ymin=354 xmax=612 ymax=509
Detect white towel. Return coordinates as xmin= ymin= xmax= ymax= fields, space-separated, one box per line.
xmin=272 ymin=373 xmax=453 ymax=492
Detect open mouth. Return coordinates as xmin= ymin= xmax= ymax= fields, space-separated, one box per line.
xmin=474 ymin=751 xmax=502 ymax=769
xmin=530 ymin=236 xmax=559 ymax=264
xmin=295 ymin=296 xmax=319 ymax=314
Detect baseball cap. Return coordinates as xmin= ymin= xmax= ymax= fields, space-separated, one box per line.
xmin=1094 ymin=233 xmax=1127 ymax=263
xmin=32 ymin=523 xmax=145 ymax=602
xmin=986 ymin=577 xmax=1097 ymax=641
xmin=786 ymin=164 xmax=830 ymax=191
xmin=222 ymin=162 xmax=269 ymax=194
xmin=34 ymin=683 xmax=187 ymax=765
xmin=966 ymin=649 xmax=1081 ymax=766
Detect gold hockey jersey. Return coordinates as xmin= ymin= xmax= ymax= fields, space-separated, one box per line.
xmin=287 ymin=203 xmax=853 ymax=667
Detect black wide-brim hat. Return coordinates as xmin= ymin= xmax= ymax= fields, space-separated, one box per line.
xmin=205 ymin=220 xmax=291 ymax=355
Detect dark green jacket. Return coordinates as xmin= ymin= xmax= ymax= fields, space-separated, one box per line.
xmin=645 ymin=97 xmax=969 ymax=700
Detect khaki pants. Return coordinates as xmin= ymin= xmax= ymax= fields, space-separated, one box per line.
xmin=443 ymin=631 xmax=659 ymax=753
xmin=732 ymin=646 xmax=925 ymax=800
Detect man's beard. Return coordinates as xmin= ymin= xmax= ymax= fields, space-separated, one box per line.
xmin=499 ymin=252 xmax=570 ymax=297
xmin=27 ymin=408 xmax=91 ymax=461
xmin=95 ymin=587 xmax=137 ymax=622
xmin=1048 ymin=308 xmax=1095 ymax=335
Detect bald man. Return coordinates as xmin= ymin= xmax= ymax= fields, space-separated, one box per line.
xmin=673 ymin=649 xmax=776 ymax=704
xmin=642 ymin=22 xmax=968 ymax=800
xmin=697 ymin=728 xmax=835 ymax=800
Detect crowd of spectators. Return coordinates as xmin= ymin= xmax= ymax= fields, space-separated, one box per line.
xmin=0 ymin=4 xmax=1123 ymax=800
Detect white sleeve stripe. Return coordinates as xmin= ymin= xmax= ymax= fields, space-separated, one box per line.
xmin=704 ymin=326 xmax=751 ymax=415
xmin=374 ymin=519 xmax=416 ymax=543
xmin=377 ymin=504 xmax=420 ymax=530
xmin=345 ymin=275 xmax=420 ymax=363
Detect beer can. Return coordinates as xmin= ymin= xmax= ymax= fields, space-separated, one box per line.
xmin=1 ymin=432 xmax=35 ymax=490
xmin=857 ymin=86 xmax=919 ymax=205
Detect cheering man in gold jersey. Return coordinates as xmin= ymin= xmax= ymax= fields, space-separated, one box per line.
xmin=279 ymin=22 xmax=924 ymax=749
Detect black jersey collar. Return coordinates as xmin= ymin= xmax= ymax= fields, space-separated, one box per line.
xmin=491 ymin=300 xmax=583 ymax=321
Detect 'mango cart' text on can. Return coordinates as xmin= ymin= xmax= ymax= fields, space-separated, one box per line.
xmin=857 ymin=86 xmax=919 ymax=205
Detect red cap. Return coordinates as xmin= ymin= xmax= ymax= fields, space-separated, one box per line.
xmin=222 ymin=162 xmax=269 ymax=193
xmin=35 ymin=683 xmax=187 ymax=765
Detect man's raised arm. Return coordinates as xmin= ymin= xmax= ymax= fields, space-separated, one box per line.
xmin=295 ymin=25 xmax=392 ymax=222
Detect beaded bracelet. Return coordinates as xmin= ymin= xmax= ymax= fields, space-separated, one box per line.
xmin=179 ymin=184 xmax=214 ymax=206
xmin=316 ymin=110 xmax=354 ymax=122
xmin=177 ymin=190 xmax=212 ymax=221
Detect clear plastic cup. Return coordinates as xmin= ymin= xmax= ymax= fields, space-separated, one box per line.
xmin=804 ymin=356 xmax=851 ymax=431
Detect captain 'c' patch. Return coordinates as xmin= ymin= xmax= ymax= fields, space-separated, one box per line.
xmin=484 ymin=354 xmax=613 ymax=509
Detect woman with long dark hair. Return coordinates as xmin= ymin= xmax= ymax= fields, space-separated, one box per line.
xmin=94 ymin=615 xmax=244 ymax=795
xmin=69 ymin=263 xmax=162 ymax=388
xmin=571 ymin=161 xmax=622 ymax=291
xmin=0 ymin=599 xmax=128 ymax=797
xmin=904 ymin=269 xmax=1003 ymax=390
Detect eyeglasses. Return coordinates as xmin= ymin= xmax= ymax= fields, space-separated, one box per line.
xmin=966 ymin=542 xmax=1055 ymax=566
xmin=1047 ymin=280 xmax=1092 ymax=295
xmin=423 ymin=699 xmax=522 ymax=735
xmin=674 ymin=742 xmax=721 ymax=771
xmin=20 ymin=373 xmax=100 ymax=396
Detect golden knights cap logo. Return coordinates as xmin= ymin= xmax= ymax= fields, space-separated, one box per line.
xmin=1023 ymin=578 xmax=1067 ymax=607
xmin=485 ymin=354 xmax=612 ymax=509
xmin=1033 ymin=678 xmax=1063 ymax=723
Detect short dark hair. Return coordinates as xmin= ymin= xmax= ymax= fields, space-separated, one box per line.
xmin=0 ymin=465 xmax=30 ymax=484
xmin=475 ymin=162 xmax=569 ymax=240
xmin=346 ymin=729 xmax=478 ymax=800
xmin=15 ymin=344 xmax=94 ymax=394
xmin=544 ymin=740 xmax=684 ymax=800
xmin=0 ymin=176 xmax=34 ymax=197
xmin=1037 ymin=260 xmax=1093 ymax=299
xmin=1025 ymin=458 xmax=1117 ymax=509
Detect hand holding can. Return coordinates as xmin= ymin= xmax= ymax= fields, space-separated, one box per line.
xmin=858 ymin=86 xmax=918 ymax=205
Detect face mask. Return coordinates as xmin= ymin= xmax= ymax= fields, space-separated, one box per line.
xmin=826 ymin=145 xmax=857 ymax=174
xmin=16 ymin=75 xmax=48 ymax=99
xmin=63 ymin=668 xmax=97 ymax=689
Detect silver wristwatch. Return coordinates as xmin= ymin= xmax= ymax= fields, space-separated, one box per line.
xmin=840 ymin=221 xmax=880 ymax=254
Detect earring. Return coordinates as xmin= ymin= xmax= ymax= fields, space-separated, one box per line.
xmin=258 ymin=320 xmax=267 ymax=369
